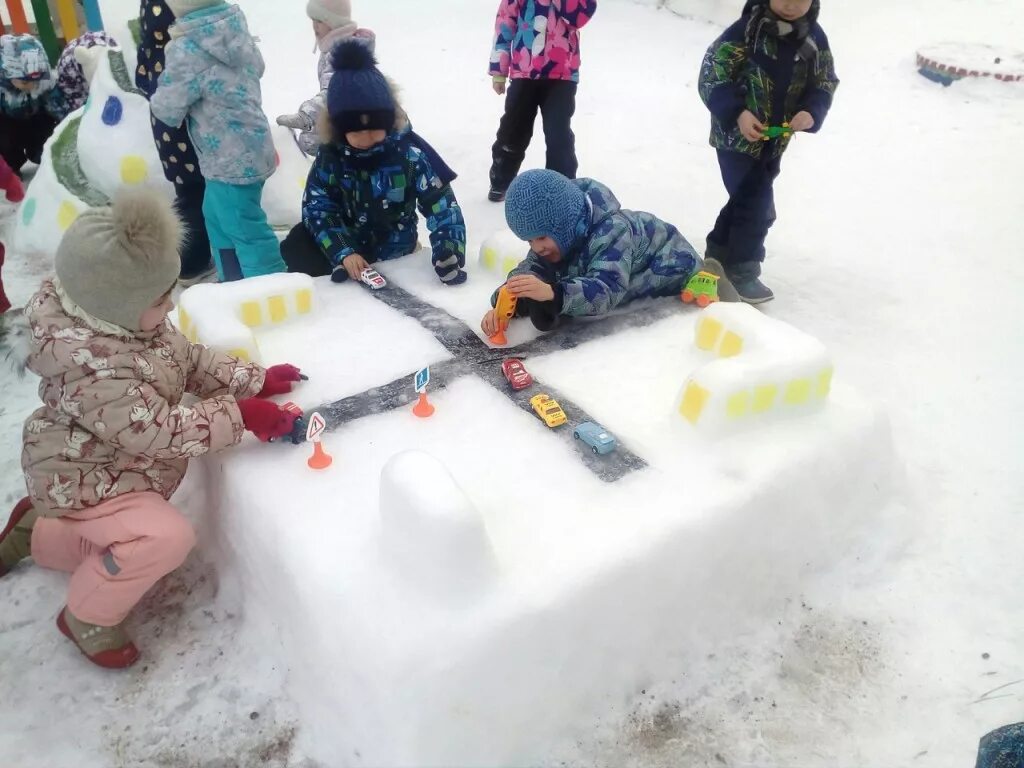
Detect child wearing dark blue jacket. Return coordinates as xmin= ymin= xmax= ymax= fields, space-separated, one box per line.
xmin=698 ymin=0 xmax=838 ymax=303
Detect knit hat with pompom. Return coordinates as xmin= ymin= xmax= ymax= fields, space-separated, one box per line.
xmin=55 ymin=189 xmax=182 ymax=332
xmin=326 ymin=39 xmax=395 ymax=135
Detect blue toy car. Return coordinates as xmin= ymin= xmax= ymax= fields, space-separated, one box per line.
xmin=573 ymin=421 xmax=617 ymax=455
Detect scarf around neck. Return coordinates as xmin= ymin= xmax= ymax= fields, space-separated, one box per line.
xmin=744 ymin=1 xmax=821 ymax=65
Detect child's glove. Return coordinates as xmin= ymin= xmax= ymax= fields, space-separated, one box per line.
xmin=238 ymin=398 xmax=300 ymax=442
xmin=257 ymin=364 xmax=305 ymax=397
xmin=276 ymin=112 xmax=312 ymax=131
xmin=492 ymin=76 xmax=507 ymax=96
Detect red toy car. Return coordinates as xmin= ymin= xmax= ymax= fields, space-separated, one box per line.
xmin=501 ymin=358 xmax=533 ymax=390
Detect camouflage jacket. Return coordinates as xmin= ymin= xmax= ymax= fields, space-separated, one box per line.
xmin=21 ymin=280 xmax=265 ymax=518
xmin=501 ymin=179 xmax=700 ymax=316
xmin=698 ymin=16 xmax=839 ymax=159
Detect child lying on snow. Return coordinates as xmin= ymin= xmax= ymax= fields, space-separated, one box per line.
xmin=481 ymin=169 xmax=706 ymax=335
xmin=276 ymin=0 xmax=376 ymax=158
xmin=282 ymin=41 xmax=467 ymax=286
xmin=0 ymin=190 xmax=304 ymax=669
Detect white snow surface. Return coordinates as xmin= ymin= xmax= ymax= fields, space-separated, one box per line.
xmin=0 ymin=0 xmax=1022 ymax=766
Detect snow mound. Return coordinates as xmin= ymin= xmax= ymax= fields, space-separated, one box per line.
xmin=479 ymin=228 xmax=528 ymax=276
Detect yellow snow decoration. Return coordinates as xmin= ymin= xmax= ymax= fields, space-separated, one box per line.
xmin=120 ymin=156 xmax=148 ymax=184
xmin=57 ymin=201 xmax=80 ymax=231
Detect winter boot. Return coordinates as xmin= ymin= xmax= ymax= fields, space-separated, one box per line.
xmin=727 ymin=261 xmax=774 ymax=305
xmin=0 ymin=241 xmax=11 ymax=315
xmin=57 ymin=606 xmax=140 ymax=669
xmin=0 ymin=497 xmax=39 ymax=577
xmin=488 ymin=186 xmax=507 ymax=203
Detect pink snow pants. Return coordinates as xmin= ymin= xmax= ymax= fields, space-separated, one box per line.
xmin=30 ymin=492 xmax=196 ymax=626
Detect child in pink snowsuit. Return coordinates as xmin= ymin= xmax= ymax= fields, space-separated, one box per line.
xmin=275 ymin=0 xmax=375 ymax=157
xmin=0 ymin=189 xmax=305 ymax=669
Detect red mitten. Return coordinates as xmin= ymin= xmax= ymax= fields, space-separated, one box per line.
xmin=257 ymin=364 xmax=304 ymax=398
xmin=237 ymin=398 xmax=299 ymax=442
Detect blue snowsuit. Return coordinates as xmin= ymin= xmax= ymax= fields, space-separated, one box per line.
xmin=150 ymin=2 xmax=284 ymax=280
xmin=497 ymin=179 xmax=701 ymax=316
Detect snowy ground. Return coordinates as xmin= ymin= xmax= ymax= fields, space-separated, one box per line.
xmin=2 ymin=0 xmax=1023 ymax=766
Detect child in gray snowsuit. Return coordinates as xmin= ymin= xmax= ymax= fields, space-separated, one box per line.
xmin=150 ymin=0 xmax=285 ymax=281
xmin=481 ymin=169 xmax=703 ymax=334
xmin=275 ymin=0 xmax=375 ymax=157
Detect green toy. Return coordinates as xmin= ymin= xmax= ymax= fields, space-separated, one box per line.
xmin=680 ymin=270 xmax=721 ymax=308
xmin=761 ymin=124 xmax=793 ymax=141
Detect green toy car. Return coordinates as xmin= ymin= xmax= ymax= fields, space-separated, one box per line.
xmin=680 ymin=270 xmax=721 ymax=308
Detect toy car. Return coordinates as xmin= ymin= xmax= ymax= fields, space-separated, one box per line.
xmin=573 ymin=421 xmax=617 ymax=455
xmin=530 ymin=393 xmax=566 ymax=428
xmin=360 ymin=267 xmax=387 ymax=290
xmin=269 ymin=401 xmax=307 ymax=445
xmin=501 ymin=358 xmax=533 ymax=390
xmin=680 ymin=270 xmax=720 ymax=308
xmin=761 ymin=124 xmax=792 ymax=140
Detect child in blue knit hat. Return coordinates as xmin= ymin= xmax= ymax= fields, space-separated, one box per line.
xmin=0 ymin=34 xmax=63 ymax=178
xmin=284 ymin=41 xmax=467 ymax=286
xmin=481 ymin=170 xmax=703 ymax=334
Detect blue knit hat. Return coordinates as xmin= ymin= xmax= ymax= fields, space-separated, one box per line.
xmin=504 ymin=170 xmax=587 ymax=257
xmin=327 ymin=40 xmax=395 ymax=135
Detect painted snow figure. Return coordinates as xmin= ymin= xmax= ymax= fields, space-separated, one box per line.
xmin=137 ymin=0 xmax=214 ymax=282
xmin=977 ymin=723 xmax=1024 ymax=768
xmin=150 ymin=0 xmax=285 ymax=281
xmin=480 ymin=169 xmax=702 ymax=335
xmin=487 ymin=0 xmax=597 ymax=202
xmin=52 ymin=31 xmax=118 ymax=119
xmin=698 ymin=0 xmax=839 ymax=303
xmin=0 ymin=190 xmax=304 ymax=669
xmin=282 ymin=41 xmax=467 ymax=286
xmin=0 ymin=34 xmax=63 ymax=176
xmin=275 ymin=0 xmax=376 ymax=157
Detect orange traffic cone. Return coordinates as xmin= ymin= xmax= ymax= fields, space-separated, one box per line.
xmin=412 ymin=391 xmax=435 ymax=418
xmin=307 ymin=440 xmax=333 ymax=470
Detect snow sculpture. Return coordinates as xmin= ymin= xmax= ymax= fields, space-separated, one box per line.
xmin=479 ymin=228 xmax=528 ymax=277
xmin=378 ymin=451 xmax=497 ymax=601
xmin=15 ymin=51 xmax=309 ymax=256
xmin=15 ymin=46 xmax=170 ymax=255
xmin=677 ymin=302 xmax=833 ymax=431
xmin=177 ymin=273 xmax=315 ymax=364
xmin=917 ymin=43 xmax=1024 ymax=86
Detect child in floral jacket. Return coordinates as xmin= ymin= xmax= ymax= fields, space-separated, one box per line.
xmin=481 ymin=169 xmax=702 ymax=334
xmin=150 ymin=0 xmax=285 ymax=281
xmin=0 ymin=190 xmax=303 ymax=669
xmin=487 ymin=0 xmax=597 ymax=202
xmin=283 ymin=41 xmax=467 ymax=286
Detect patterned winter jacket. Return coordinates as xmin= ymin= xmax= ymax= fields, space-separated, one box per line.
xmin=303 ymin=125 xmax=467 ymax=284
xmin=21 ymin=280 xmax=265 ymax=518
xmin=150 ymin=3 xmax=275 ymax=185
xmin=497 ymin=179 xmax=700 ymax=316
xmin=698 ymin=11 xmax=839 ymax=159
xmin=0 ymin=34 xmax=64 ymax=118
xmin=293 ymin=26 xmax=375 ymax=157
xmin=53 ymin=31 xmax=118 ymax=119
xmin=489 ymin=0 xmax=598 ymax=83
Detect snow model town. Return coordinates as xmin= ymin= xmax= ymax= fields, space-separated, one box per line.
xmin=170 ymin=232 xmax=895 ymax=766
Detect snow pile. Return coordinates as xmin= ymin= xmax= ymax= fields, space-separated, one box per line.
xmin=478 ymin=228 xmax=528 ymax=277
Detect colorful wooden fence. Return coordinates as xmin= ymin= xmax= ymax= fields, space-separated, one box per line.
xmin=1 ymin=0 xmax=105 ymax=63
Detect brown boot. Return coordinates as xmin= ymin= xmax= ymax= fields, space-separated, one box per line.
xmin=0 ymin=497 xmax=38 ymax=577
xmin=56 ymin=607 xmax=140 ymax=669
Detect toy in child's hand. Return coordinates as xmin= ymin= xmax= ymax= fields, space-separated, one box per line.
xmin=360 ymin=267 xmax=387 ymax=290
xmin=680 ymin=270 xmax=721 ymax=308
xmin=761 ymin=123 xmax=792 ymax=140
xmin=489 ymin=286 xmax=518 ymax=346
xmin=573 ymin=421 xmax=618 ymax=455
xmin=501 ymin=358 xmax=533 ymax=391
xmin=257 ymin=364 xmax=307 ymax=397
xmin=238 ymin=398 xmax=302 ymax=442
xmin=530 ymin=393 xmax=567 ymax=428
